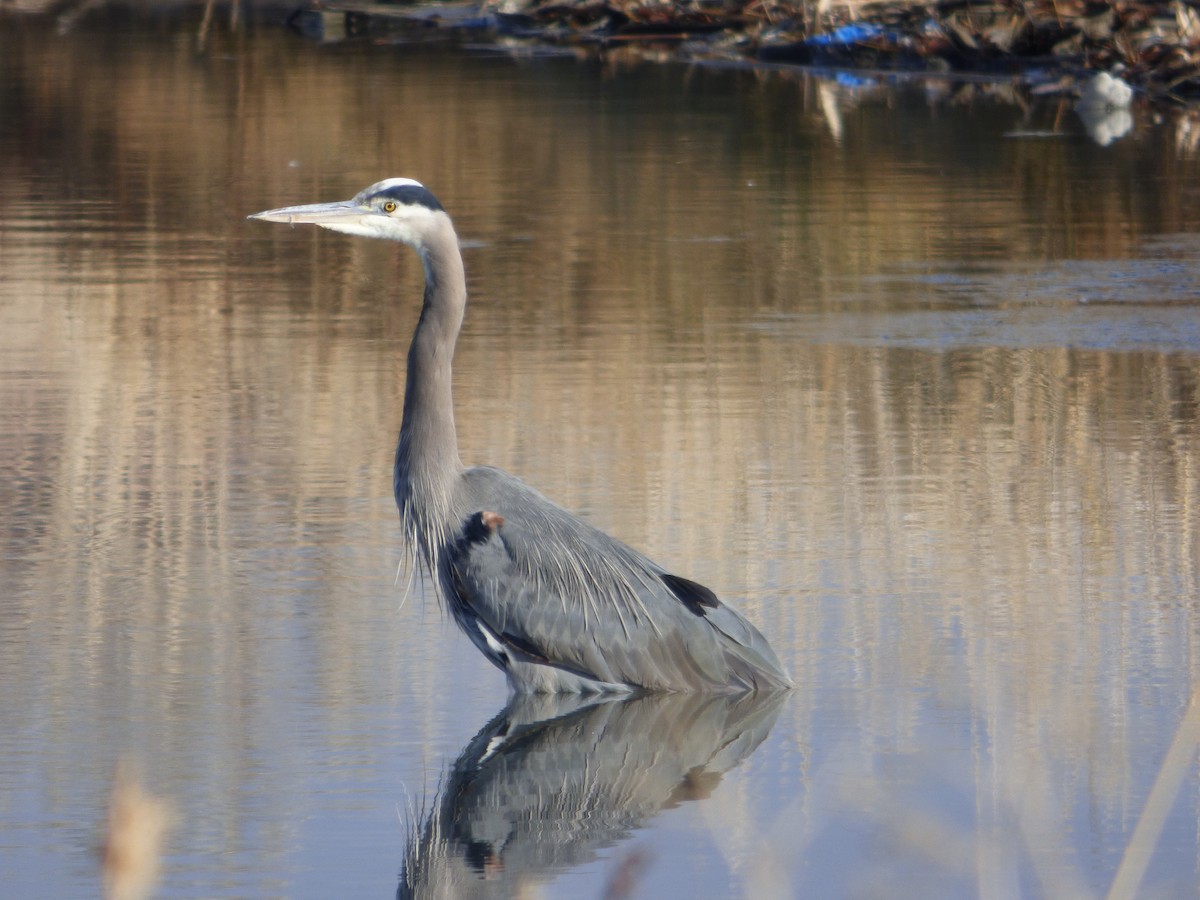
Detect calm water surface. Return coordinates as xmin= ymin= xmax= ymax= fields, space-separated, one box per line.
xmin=2 ymin=17 xmax=1200 ymax=899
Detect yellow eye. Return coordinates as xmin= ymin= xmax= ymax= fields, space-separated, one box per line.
xmin=382 ymin=200 xmax=397 ymax=213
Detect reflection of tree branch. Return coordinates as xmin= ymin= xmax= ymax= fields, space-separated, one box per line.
xmin=398 ymin=691 xmax=786 ymax=899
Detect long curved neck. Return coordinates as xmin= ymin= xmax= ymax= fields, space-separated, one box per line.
xmin=394 ymin=216 xmax=466 ymax=560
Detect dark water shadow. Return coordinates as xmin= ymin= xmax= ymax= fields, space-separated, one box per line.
xmin=397 ymin=690 xmax=786 ymax=898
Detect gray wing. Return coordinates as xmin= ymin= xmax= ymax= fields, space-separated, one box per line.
xmin=439 ymin=467 xmax=792 ymax=693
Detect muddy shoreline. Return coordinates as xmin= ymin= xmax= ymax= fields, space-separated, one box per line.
xmin=7 ymin=0 xmax=1200 ymax=105
xmin=291 ymin=0 xmax=1200 ymax=104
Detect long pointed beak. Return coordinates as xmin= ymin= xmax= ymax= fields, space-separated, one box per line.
xmin=247 ymin=199 xmax=362 ymax=226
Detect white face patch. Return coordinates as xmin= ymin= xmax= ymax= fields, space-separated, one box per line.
xmin=317 ymin=218 xmax=393 ymax=239
xmin=318 ymin=205 xmax=439 ymax=245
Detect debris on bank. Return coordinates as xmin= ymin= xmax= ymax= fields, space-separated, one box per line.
xmin=292 ymin=0 xmax=1200 ymax=103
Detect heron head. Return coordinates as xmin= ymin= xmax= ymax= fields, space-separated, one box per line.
xmin=248 ymin=178 xmax=447 ymax=246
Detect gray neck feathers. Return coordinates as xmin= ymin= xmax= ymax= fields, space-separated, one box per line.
xmin=394 ymin=215 xmax=466 ymax=566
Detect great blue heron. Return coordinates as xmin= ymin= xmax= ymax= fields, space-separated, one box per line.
xmin=250 ymin=178 xmax=792 ymax=694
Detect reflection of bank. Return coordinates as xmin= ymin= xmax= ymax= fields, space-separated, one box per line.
xmin=397 ymin=691 xmax=786 ymax=898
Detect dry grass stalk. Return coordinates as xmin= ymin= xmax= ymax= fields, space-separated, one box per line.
xmin=602 ymin=847 xmax=652 ymax=900
xmin=101 ymin=761 xmax=175 ymax=900
xmin=1106 ymin=692 xmax=1200 ymax=900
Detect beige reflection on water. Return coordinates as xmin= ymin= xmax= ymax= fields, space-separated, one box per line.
xmin=2 ymin=21 xmax=1200 ymax=895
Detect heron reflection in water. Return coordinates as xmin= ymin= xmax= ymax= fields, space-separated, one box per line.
xmin=250 ymin=180 xmax=792 ymax=694
xmin=397 ymin=690 xmax=786 ymax=898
